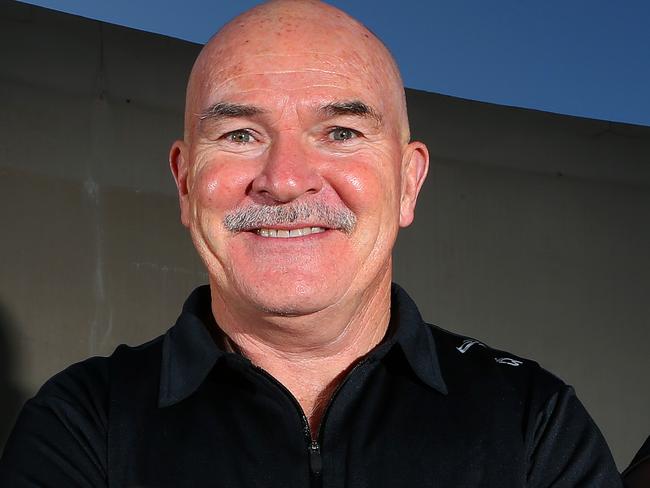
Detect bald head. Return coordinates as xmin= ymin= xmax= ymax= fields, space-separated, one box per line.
xmin=184 ymin=0 xmax=409 ymax=143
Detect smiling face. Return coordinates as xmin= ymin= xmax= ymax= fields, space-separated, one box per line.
xmin=170 ymin=0 xmax=428 ymax=319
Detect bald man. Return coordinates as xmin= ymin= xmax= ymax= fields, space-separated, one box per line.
xmin=0 ymin=1 xmax=622 ymax=487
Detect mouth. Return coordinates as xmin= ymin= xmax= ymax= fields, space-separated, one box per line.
xmin=253 ymin=226 xmax=327 ymax=238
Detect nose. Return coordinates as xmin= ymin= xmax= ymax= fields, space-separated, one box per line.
xmin=250 ymin=134 xmax=323 ymax=203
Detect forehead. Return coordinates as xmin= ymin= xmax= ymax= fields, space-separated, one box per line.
xmin=198 ymin=47 xmax=388 ymax=109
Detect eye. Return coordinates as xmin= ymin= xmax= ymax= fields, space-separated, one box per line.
xmin=329 ymin=127 xmax=359 ymax=141
xmin=224 ymin=129 xmax=254 ymax=144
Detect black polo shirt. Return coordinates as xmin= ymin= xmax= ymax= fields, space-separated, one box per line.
xmin=0 ymin=284 xmax=622 ymax=487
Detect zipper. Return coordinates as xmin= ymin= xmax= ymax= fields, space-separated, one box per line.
xmin=252 ymin=366 xmax=320 ymax=483
xmin=308 ymin=439 xmax=322 ymax=479
xmin=252 ymin=357 xmax=372 ymax=486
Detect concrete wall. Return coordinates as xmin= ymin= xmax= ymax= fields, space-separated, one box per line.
xmin=1 ymin=1 xmax=648 ymax=468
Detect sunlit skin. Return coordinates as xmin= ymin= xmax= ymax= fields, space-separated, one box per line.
xmin=169 ymin=0 xmax=429 ymax=433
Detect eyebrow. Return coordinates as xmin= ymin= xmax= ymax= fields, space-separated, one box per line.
xmin=197 ymin=102 xmax=267 ymax=122
xmin=197 ymin=100 xmax=382 ymax=125
xmin=319 ymin=100 xmax=382 ymax=125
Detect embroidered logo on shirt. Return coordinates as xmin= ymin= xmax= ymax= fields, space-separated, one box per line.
xmin=456 ymin=339 xmax=486 ymax=354
xmin=494 ymin=357 xmax=523 ymax=367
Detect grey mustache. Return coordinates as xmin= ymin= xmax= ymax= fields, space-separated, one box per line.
xmin=223 ymin=201 xmax=357 ymax=234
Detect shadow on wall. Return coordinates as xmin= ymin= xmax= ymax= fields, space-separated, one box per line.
xmin=0 ymin=302 xmax=27 ymax=454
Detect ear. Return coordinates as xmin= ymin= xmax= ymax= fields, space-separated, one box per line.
xmin=169 ymin=140 xmax=191 ymax=228
xmin=399 ymin=141 xmax=429 ymax=228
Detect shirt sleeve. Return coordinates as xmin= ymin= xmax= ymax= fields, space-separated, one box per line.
xmin=0 ymin=358 xmax=108 ymax=487
xmin=526 ymin=385 xmax=623 ymax=488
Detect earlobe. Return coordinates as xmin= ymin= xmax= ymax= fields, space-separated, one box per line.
xmin=399 ymin=141 xmax=429 ymax=228
xmin=169 ymin=140 xmax=191 ymax=228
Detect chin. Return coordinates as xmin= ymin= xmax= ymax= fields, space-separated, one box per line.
xmin=242 ymin=279 xmax=345 ymax=317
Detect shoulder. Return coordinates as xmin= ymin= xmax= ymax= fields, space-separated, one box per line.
xmin=425 ymin=324 xmax=624 ymax=486
xmin=0 ymin=337 xmax=154 ymax=485
xmin=0 ymin=336 xmax=166 ymax=483
xmin=428 ymin=323 xmax=565 ymax=404
xmin=27 ymin=335 xmax=165 ymax=425
xmin=36 ymin=355 xmax=109 ymax=402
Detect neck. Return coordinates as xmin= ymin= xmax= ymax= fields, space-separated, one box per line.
xmin=211 ymin=273 xmax=392 ymax=435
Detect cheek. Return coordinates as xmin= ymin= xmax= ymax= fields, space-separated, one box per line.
xmin=192 ymin=159 xmax=254 ymax=210
xmin=330 ymin=152 xmax=400 ymax=216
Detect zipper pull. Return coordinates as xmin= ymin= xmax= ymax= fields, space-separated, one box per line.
xmin=308 ymin=440 xmax=322 ymax=476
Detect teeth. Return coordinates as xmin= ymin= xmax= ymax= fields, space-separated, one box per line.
xmin=255 ymin=227 xmax=325 ymax=238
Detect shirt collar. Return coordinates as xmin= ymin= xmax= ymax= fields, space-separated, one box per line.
xmin=158 ymin=283 xmax=447 ymax=407
xmin=383 ymin=283 xmax=448 ymax=395
xmin=158 ymin=285 xmax=224 ymax=407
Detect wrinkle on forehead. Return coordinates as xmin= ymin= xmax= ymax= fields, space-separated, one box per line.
xmin=211 ymin=69 xmax=355 ymax=88
xmin=198 ymin=53 xmax=355 ymax=81
xmin=184 ymin=0 xmax=409 ymax=142
xmin=204 ymin=71 xmax=358 ymax=103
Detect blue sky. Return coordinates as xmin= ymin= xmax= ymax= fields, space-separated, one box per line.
xmin=20 ymin=0 xmax=650 ymax=127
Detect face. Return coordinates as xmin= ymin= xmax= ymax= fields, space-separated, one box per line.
xmin=170 ymin=10 xmax=428 ymax=318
